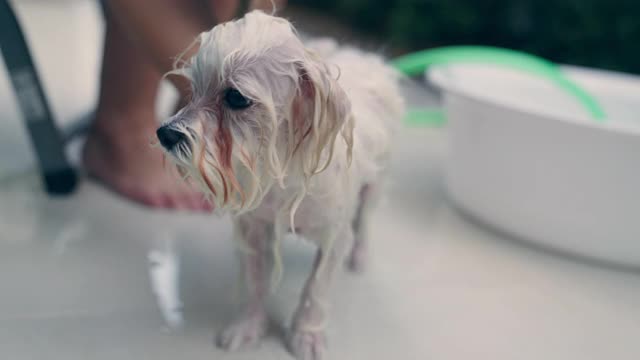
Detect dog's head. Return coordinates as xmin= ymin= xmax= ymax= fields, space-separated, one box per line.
xmin=156 ymin=11 xmax=353 ymax=213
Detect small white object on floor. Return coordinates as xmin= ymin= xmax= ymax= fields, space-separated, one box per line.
xmin=148 ymin=233 xmax=184 ymax=330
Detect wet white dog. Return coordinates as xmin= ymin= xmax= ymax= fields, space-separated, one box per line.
xmin=156 ymin=10 xmax=404 ymax=360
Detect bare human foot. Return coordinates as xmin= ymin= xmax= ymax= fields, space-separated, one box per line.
xmin=86 ymin=2 xmax=215 ymax=212
xmin=82 ymin=109 xmax=212 ymax=211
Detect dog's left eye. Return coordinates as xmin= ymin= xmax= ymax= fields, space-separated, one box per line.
xmin=224 ymin=88 xmax=252 ymax=110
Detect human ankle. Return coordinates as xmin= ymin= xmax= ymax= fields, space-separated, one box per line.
xmin=90 ymin=107 xmax=158 ymax=139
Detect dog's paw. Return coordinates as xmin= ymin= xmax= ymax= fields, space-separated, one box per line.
xmin=287 ymin=328 xmax=327 ymax=360
xmin=216 ymin=314 xmax=267 ymax=351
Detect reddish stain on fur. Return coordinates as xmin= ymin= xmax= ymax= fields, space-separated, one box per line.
xmin=291 ymin=69 xmax=316 ymax=155
xmin=211 ymin=100 xmax=231 ymax=169
xmin=197 ymin=140 xmax=217 ymax=197
xmin=204 ymin=102 xmax=233 ymax=205
xmin=198 ymin=97 xmax=252 ymax=207
xmin=299 ymin=68 xmax=315 ymax=98
xmin=212 ymin=164 xmax=229 ymax=205
xmin=213 ymin=101 xmax=247 ymax=206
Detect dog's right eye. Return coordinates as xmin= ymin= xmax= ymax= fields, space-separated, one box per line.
xmin=224 ymin=88 xmax=252 ymax=110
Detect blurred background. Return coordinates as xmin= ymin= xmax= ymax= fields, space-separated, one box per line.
xmin=290 ymin=0 xmax=640 ymax=73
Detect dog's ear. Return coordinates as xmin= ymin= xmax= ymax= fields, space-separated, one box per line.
xmin=290 ymin=52 xmax=354 ymax=178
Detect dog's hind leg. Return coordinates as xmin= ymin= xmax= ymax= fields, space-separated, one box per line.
xmin=346 ymin=183 xmax=377 ymax=272
xmin=217 ymin=216 xmax=272 ymax=351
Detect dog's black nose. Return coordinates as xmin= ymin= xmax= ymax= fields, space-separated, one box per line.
xmin=156 ymin=126 xmax=186 ymax=150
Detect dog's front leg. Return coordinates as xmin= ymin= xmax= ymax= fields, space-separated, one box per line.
xmin=287 ymin=226 xmax=353 ymax=360
xmin=217 ymin=216 xmax=272 ymax=351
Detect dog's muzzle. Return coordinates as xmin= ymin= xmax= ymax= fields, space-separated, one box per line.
xmin=156 ymin=126 xmax=186 ymax=151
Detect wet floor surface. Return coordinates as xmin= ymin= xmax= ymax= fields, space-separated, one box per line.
xmin=1 ymin=2 xmax=640 ymax=359
xmin=2 ymin=125 xmax=640 ymax=360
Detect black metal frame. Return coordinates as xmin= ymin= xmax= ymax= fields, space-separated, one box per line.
xmin=0 ymin=0 xmax=77 ymax=195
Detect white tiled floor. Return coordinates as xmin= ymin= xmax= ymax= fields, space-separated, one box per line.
xmin=2 ymin=126 xmax=640 ymax=360
xmin=1 ymin=2 xmax=640 ymax=360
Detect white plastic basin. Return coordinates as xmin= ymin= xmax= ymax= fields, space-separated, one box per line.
xmin=429 ymin=64 xmax=640 ymax=267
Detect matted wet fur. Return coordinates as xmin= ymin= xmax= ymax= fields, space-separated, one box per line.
xmin=157 ymin=11 xmax=404 ymax=360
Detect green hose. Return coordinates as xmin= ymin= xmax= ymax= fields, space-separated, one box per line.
xmin=392 ymin=46 xmax=606 ymax=126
